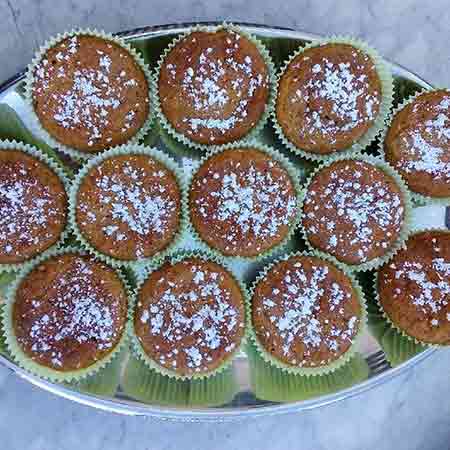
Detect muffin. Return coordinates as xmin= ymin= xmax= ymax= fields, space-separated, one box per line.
xmin=133 ymin=255 xmax=246 ymax=377
xmin=28 ymin=31 xmax=151 ymax=156
xmin=0 ymin=144 xmax=67 ymax=267
xmin=189 ymin=145 xmax=299 ymax=258
xmin=377 ymin=230 xmax=450 ymax=345
xmin=157 ymin=26 xmax=272 ymax=148
xmin=4 ymin=251 xmax=128 ymax=380
xmin=384 ymin=89 xmax=450 ymax=199
xmin=71 ymin=146 xmax=183 ymax=263
xmin=251 ymin=254 xmax=364 ymax=372
xmin=302 ymin=158 xmax=409 ymax=269
xmin=275 ymin=40 xmax=390 ymax=158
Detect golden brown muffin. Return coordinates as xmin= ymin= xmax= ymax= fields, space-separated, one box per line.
xmin=252 ymin=255 xmax=362 ymax=368
xmin=276 ymin=43 xmax=382 ymax=155
xmin=158 ymin=29 xmax=270 ymax=146
xmin=189 ymin=147 xmax=298 ymax=257
xmin=75 ymin=153 xmax=181 ymax=261
xmin=0 ymin=150 xmax=67 ymax=264
xmin=302 ymin=159 xmax=405 ymax=265
xmin=384 ymin=90 xmax=450 ymax=198
xmin=378 ymin=231 xmax=450 ymax=344
xmin=31 ymin=34 xmax=149 ymax=153
xmin=134 ymin=257 xmax=246 ymax=376
xmin=12 ymin=253 xmax=128 ymax=371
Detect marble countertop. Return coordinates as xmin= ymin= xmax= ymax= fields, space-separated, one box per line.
xmin=1 ymin=1 xmax=450 ymax=449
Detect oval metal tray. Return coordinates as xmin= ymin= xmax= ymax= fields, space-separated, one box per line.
xmin=0 ymin=22 xmax=443 ymax=421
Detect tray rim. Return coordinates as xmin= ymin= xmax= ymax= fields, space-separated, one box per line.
xmin=0 ymin=21 xmax=437 ymax=421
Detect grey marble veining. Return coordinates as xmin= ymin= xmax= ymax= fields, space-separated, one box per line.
xmin=1 ymin=1 xmax=450 ymax=449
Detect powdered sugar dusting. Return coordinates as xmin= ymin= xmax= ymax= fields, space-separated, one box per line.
xmin=254 ymin=258 xmax=359 ymax=367
xmin=381 ymin=233 xmax=450 ymax=329
xmin=160 ymin=30 xmax=269 ymax=141
xmin=395 ymin=96 xmax=450 ymax=181
xmin=77 ymin=156 xmax=179 ymax=259
xmin=16 ymin=255 xmax=125 ymax=369
xmin=0 ymin=153 xmax=66 ymax=259
xmin=33 ymin=35 xmax=148 ymax=149
xmin=137 ymin=260 xmax=244 ymax=374
xmin=281 ymin=44 xmax=381 ymax=149
xmin=191 ymin=151 xmax=297 ymax=254
xmin=303 ymin=161 xmax=404 ymax=264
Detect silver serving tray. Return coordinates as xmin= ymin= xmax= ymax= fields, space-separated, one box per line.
xmin=0 ymin=22 xmax=444 ymax=422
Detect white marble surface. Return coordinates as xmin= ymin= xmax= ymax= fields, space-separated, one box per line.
xmin=1 ymin=1 xmax=450 ymax=449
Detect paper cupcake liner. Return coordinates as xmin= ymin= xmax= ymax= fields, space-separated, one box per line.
xmin=247 ymin=250 xmax=368 ymax=376
xmin=0 ymin=272 xmax=17 ymax=356
xmin=247 ymin=342 xmax=369 ymax=402
xmin=68 ymin=143 xmax=188 ymax=269
xmin=377 ymin=88 xmax=450 ymax=206
xmin=257 ymin=122 xmax=317 ymax=180
xmin=1 ymin=246 xmax=130 ymax=383
xmin=153 ymin=22 xmax=276 ymax=152
xmin=0 ymin=104 xmax=75 ymax=179
xmin=141 ymin=119 xmax=161 ymax=149
xmin=367 ymin=308 xmax=426 ymax=367
xmin=373 ymin=227 xmax=450 ymax=348
xmin=66 ymin=346 xmax=127 ymax=397
xmin=185 ymin=140 xmax=303 ymax=262
xmin=128 ymin=249 xmax=249 ymax=381
xmin=271 ymin=36 xmax=394 ymax=162
xmin=299 ymin=154 xmax=413 ymax=272
xmin=392 ymin=76 xmax=426 ymax=110
xmin=0 ymin=140 xmax=71 ymax=274
xmin=256 ymin=35 xmax=307 ymax=69
xmin=158 ymin=120 xmax=206 ymax=161
xmin=24 ymin=28 xmax=155 ymax=161
xmin=121 ymin=352 xmax=238 ymax=407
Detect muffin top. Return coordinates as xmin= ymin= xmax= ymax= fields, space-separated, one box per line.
xmin=158 ymin=29 xmax=270 ymax=146
xmin=0 ymin=149 xmax=67 ymax=264
xmin=302 ymin=159 xmax=405 ymax=265
xmin=378 ymin=231 xmax=450 ymax=344
xmin=75 ymin=153 xmax=181 ymax=261
xmin=276 ymin=43 xmax=382 ymax=154
xmin=12 ymin=253 xmax=128 ymax=371
xmin=134 ymin=257 xmax=246 ymax=376
xmin=189 ymin=147 xmax=298 ymax=257
xmin=31 ymin=34 xmax=149 ymax=153
xmin=252 ymin=255 xmax=362 ymax=368
xmin=384 ymin=90 xmax=450 ymax=198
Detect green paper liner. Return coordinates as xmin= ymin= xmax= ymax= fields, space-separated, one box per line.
xmin=248 ymin=250 xmax=368 ymax=376
xmin=185 ymin=140 xmax=303 ymax=262
xmin=0 ymin=272 xmax=17 ymax=356
xmin=377 ymin=88 xmax=450 ymax=206
xmin=359 ymin=271 xmax=425 ymax=365
xmin=68 ymin=143 xmax=188 ymax=269
xmin=2 ymin=246 xmax=130 ymax=383
xmin=67 ymin=347 xmax=127 ymax=397
xmin=153 ymin=22 xmax=276 ymax=152
xmin=0 ymin=139 xmax=71 ymax=273
xmin=271 ymin=36 xmax=394 ymax=162
xmin=121 ymin=352 xmax=238 ymax=407
xmin=0 ymin=104 xmax=74 ymax=178
xmin=159 ymin=120 xmax=205 ymax=161
xmin=142 ymin=120 xmax=160 ymax=148
xmin=257 ymin=36 xmax=307 ymax=69
xmin=128 ymin=250 xmax=249 ymax=381
xmin=299 ymin=154 xmax=413 ymax=272
xmin=372 ymin=227 xmax=450 ymax=349
xmin=24 ymin=29 xmax=154 ymax=161
xmin=257 ymin=123 xmax=316 ymax=180
xmin=247 ymin=342 xmax=369 ymax=402
xmin=367 ymin=310 xmax=425 ymax=367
